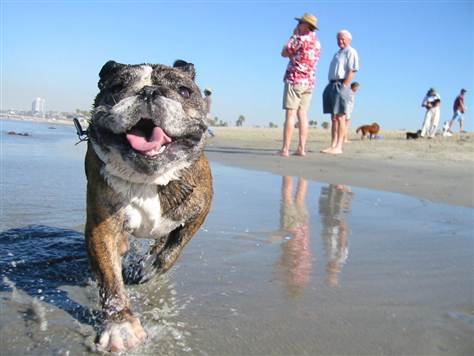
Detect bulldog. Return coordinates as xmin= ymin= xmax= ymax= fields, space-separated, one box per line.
xmin=84 ymin=60 xmax=213 ymax=352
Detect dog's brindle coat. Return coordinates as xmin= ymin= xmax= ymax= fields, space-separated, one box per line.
xmin=85 ymin=60 xmax=212 ymax=352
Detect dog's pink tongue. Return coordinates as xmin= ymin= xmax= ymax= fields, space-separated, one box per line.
xmin=126 ymin=127 xmax=172 ymax=155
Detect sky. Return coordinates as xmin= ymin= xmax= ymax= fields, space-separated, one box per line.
xmin=1 ymin=0 xmax=473 ymax=131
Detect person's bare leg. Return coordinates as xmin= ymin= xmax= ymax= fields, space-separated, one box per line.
xmin=323 ymin=114 xmax=345 ymax=154
xmin=335 ymin=114 xmax=346 ymax=152
xmin=295 ymin=178 xmax=308 ymax=207
xmin=331 ymin=116 xmax=339 ymax=147
xmin=344 ymin=119 xmax=350 ymax=143
xmin=322 ymin=115 xmax=339 ymax=153
xmin=448 ymin=118 xmax=455 ymax=132
xmin=282 ymin=176 xmax=293 ymax=205
xmin=295 ymin=107 xmax=308 ymax=155
xmin=279 ymin=109 xmax=296 ymax=156
xmin=460 ymin=119 xmax=465 ymax=132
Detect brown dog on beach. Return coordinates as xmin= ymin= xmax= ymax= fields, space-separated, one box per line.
xmin=356 ymin=122 xmax=380 ymax=140
xmin=84 ymin=60 xmax=213 ymax=352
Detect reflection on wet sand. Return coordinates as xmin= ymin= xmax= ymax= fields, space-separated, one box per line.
xmin=2 ymin=119 xmax=473 ymax=355
xmin=319 ymin=184 xmax=354 ymax=286
xmin=273 ymin=176 xmax=313 ymax=298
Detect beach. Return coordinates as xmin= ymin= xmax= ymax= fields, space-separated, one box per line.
xmin=2 ymin=117 xmax=473 ymax=207
xmin=2 ymin=117 xmax=473 ymax=206
xmin=1 ymin=119 xmax=473 ymax=355
xmin=206 ymin=127 xmax=474 ymax=207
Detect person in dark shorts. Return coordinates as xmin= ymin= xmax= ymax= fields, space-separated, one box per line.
xmin=321 ymin=29 xmax=359 ymax=155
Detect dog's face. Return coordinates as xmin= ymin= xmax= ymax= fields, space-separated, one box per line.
xmin=89 ymin=60 xmax=207 ymax=184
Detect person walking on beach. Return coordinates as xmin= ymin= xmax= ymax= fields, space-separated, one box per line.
xmin=420 ymin=87 xmax=441 ymax=138
xmin=448 ymin=89 xmax=467 ymax=133
xmin=343 ymin=81 xmax=360 ymax=143
xmin=204 ymin=88 xmax=212 ymax=118
xmin=321 ymin=30 xmax=359 ymax=155
xmin=203 ymin=88 xmax=215 ymax=137
xmin=277 ymin=13 xmax=321 ymax=157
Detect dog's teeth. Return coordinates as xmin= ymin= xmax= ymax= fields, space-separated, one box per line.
xmin=143 ymin=145 xmax=167 ymax=157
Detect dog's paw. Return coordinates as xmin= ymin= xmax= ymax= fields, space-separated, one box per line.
xmin=98 ymin=317 xmax=147 ymax=352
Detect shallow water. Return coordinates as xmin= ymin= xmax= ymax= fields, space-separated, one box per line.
xmin=1 ymin=119 xmax=473 ymax=355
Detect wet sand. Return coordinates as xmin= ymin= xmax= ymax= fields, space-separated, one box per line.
xmin=1 ymin=165 xmax=473 ymax=356
xmin=205 ymin=127 xmax=474 ymax=207
xmin=1 ymin=119 xmax=473 ymax=355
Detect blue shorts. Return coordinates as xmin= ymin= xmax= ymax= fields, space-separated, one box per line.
xmin=322 ymin=81 xmax=352 ymax=115
xmin=452 ymin=111 xmax=463 ymax=122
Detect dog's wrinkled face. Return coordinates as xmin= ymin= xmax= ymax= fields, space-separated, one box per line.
xmin=90 ymin=60 xmax=207 ymax=184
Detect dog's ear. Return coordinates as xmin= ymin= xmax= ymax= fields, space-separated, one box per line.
xmin=173 ymin=59 xmax=196 ymax=80
xmin=98 ymin=61 xmax=123 ymax=89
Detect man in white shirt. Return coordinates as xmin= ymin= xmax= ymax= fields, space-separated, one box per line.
xmin=321 ymin=30 xmax=359 ymax=155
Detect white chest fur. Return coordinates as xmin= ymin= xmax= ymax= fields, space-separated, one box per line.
xmin=105 ymin=173 xmax=183 ymax=238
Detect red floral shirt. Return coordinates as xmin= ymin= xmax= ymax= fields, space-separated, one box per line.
xmin=283 ymin=31 xmax=321 ymax=88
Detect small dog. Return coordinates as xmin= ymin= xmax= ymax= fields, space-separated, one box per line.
xmin=442 ymin=121 xmax=453 ymax=137
xmin=356 ymin=122 xmax=380 ymax=140
xmin=85 ymin=60 xmax=213 ymax=352
xmin=406 ymin=130 xmax=422 ymax=139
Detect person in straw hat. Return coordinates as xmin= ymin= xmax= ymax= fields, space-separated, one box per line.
xmin=277 ymin=12 xmax=321 ymax=157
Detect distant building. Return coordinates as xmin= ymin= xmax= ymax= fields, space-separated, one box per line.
xmin=32 ymin=97 xmax=45 ymax=114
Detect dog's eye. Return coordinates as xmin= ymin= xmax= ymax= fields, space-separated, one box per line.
xmin=178 ymin=86 xmax=192 ymax=98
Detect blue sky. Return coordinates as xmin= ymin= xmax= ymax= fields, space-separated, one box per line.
xmin=2 ymin=0 xmax=473 ymax=130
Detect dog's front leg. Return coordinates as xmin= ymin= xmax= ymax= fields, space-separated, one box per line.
xmin=85 ymin=150 xmax=147 ymax=352
xmin=86 ymin=218 xmax=147 ymax=352
xmin=157 ymin=215 xmax=207 ymax=274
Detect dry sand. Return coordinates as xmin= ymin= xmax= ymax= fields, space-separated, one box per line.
xmin=205 ymin=127 xmax=474 ymax=207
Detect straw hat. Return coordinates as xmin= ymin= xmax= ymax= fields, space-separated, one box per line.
xmin=295 ymin=13 xmax=319 ymax=30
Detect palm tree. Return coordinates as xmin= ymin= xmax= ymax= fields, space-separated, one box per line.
xmin=236 ymin=115 xmax=246 ymax=127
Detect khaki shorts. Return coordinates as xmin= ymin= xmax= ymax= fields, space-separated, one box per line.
xmin=283 ymin=83 xmax=313 ymax=110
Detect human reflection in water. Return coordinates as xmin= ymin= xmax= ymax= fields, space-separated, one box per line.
xmin=319 ymin=184 xmax=354 ymax=287
xmin=272 ymin=176 xmax=313 ymax=299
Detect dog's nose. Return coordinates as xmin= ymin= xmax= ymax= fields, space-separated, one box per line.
xmin=140 ymin=86 xmax=160 ymax=101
